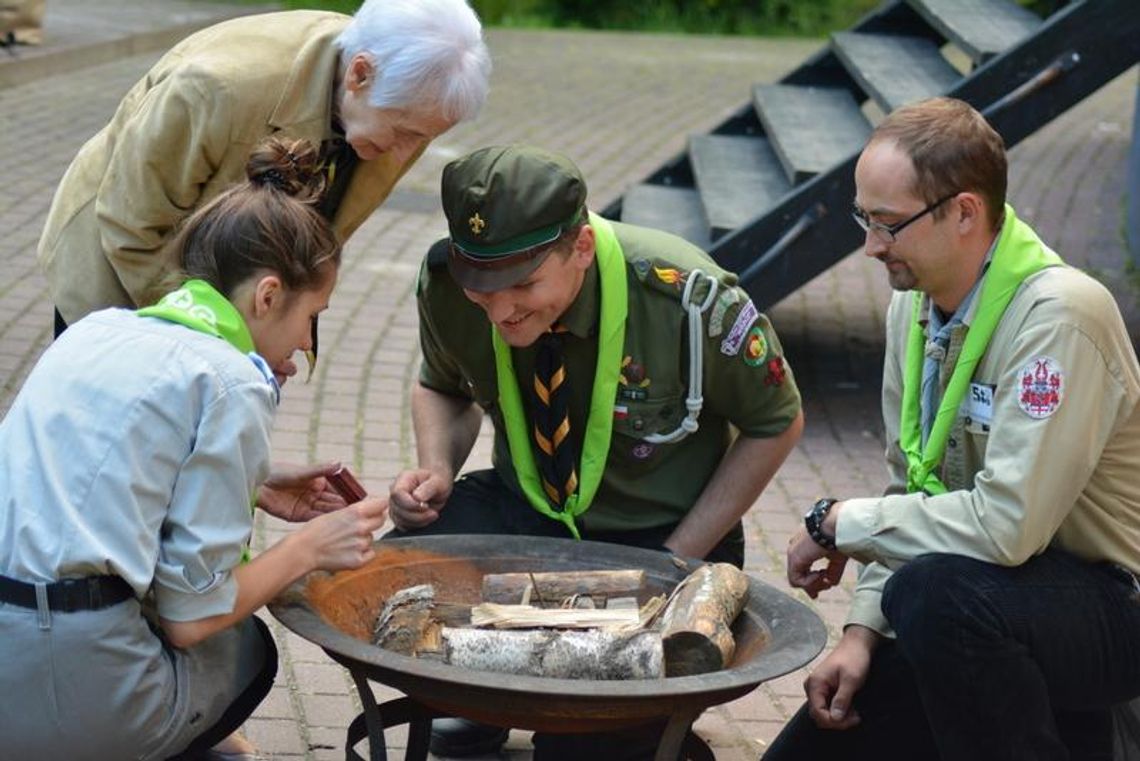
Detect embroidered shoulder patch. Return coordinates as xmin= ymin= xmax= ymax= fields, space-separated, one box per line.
xmin=764 ymin=357 xmax=787 ymax=386
xmin=708 ymin=289 xmax=741 ymax=338
xmin=653 ymin=266 xmax=686 ymax=289
xmin=742 ymin=326 xmax=768 ymax=366
xmin=720 ymin=300 xmax=758 ymax=356
xmin=1017 ymin=356 xmax=1063 ymax=419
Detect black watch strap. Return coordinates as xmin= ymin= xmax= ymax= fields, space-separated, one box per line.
xmin=805 ymin=497 xmax=838 ymax=551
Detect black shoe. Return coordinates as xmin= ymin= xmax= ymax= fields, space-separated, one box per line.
xmin=428 ymin=717 xmax=510 ymax=757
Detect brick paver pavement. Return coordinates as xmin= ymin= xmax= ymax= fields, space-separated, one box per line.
xmin=1 ymin=3 xmax=1137 ymax=759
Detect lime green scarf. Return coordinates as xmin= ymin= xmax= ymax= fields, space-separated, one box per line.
xmin=900 ymin=205 xmax=1062 ymax=494
xmin=137 ymin=279 xmax=255 ymax=354
xmin=493 ymin=212 xmax=628 ymax=538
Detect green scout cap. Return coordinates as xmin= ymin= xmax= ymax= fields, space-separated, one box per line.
xmin=442 ymin=144 xmax=587 ymax=293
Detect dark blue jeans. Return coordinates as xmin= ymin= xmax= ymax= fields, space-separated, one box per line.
xmin=763 ymin=549 xmax=1140 ymax=761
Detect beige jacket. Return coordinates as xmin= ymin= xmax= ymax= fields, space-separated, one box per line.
xmin=38 ymin=11 xmax=423 ymax=324
xmin=838 ymin=263 xmax=1140 ymax=635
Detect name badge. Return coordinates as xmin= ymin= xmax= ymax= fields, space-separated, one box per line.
xmin=965 ymin=382 xmax=995 ymax=427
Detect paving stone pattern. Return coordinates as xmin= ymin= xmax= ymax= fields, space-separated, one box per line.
xmin=1 ymin=3 xmax=1136 ymax=758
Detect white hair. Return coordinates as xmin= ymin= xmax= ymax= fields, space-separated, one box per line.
xmin=336 ymin=0 xmax=492 ymax=123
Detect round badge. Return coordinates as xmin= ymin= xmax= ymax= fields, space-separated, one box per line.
xmin=1017 ymin=355 xmax=1063 ymax=419
xmin=743 ymin=326 xmax=768 ymax=366
xmin=631 ymin=442 xmax=655 ymax=460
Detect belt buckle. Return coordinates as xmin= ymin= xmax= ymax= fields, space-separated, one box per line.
xmin=56 ymin=577 xmax=95 ymax=612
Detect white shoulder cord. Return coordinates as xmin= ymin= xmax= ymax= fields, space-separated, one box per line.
xmin=643 ymin=269 xmax=718 ymax=444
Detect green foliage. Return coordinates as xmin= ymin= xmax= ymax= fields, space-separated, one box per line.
xmin=1015 ymin=0 xmax=1064 ymax=17
xmin=266 ymin=0 xmax=880 ymax=36
xmin=275 ymin=0 xmax=363 ymax=11
xmin=538 ymin=0 xmax=880 ymax=35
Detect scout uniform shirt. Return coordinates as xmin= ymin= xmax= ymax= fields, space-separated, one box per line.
xmin=838 ymin=262 xmax=1140 ymax=635
xmin=417 ymin=220 xmax=802 ymax=533
xmin=0 ymin=307 xmax=277 ymax=759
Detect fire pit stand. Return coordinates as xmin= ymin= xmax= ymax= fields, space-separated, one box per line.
xmin=269 ymin=535 xmax=827 ymax=761
xmin=335 ymin=664 xmax=712 ymax=761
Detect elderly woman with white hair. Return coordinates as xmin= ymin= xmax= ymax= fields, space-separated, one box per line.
xmin=38 ymin=0 xmax=492 ymax=353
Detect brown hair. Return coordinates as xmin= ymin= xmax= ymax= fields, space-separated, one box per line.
xmin=167 ymin=136 xmax=341 ymax=299
xmin=869 ymin=97 xmax=1007 ymax=231
xmin=543 ymin=209 xmax=588 ymax=260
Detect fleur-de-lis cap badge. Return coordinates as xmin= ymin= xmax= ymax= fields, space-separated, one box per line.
xmin=468 ymin=212 xmax=486 ymax=236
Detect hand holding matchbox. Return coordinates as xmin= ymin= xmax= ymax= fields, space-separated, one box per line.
xmin=327 ymin=466 xmax=368 ymax=503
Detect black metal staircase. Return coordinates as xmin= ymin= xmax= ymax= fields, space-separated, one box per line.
xmin=603 ymin=0 xmax=1140 ymax=309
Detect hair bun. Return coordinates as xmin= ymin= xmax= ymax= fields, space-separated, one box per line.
xmin=247 ymin=136 xmax=326 ymax=202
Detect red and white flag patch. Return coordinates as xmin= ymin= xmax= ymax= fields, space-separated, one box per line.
xmin=1017 ymin=356 xmax=1063 ymax=419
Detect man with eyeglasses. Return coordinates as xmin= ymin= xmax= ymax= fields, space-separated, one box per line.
xmin=766 ymin=97 xmax=1140 ymax=760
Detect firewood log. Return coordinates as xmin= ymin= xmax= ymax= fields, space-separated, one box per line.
xmin=656 ymin=563 xmax=749 ymax=676
xmin=481 ymin=569 xmax=646 ymax=605
xmin=439 ymin=627 xmax=663 ymax=679
xmin=372 ymin=584 xmax=472 ymax=655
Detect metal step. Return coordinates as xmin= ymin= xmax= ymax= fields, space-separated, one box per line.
xmin=911 ymin=0 xmax=1041 ymax=64
xmin=618 ymin=184 xmax=711 ymax=250
xmin=688 ymin=134 xmax=790 ymax=238
xmin=608 ymin=0 xmax=1138 ymax=312
xmin=831 ymin=31 xmax=962 ymax=112
xmin=752 ymin=84 xmax=873 ymax=184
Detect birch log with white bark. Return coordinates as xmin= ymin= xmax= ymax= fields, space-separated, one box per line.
xmin=439 ymin=627 xmax=663 ymax=679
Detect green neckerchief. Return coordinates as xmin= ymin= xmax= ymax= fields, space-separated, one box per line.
xmin=900 ymin=205 xmax=1062 ymax=494
xmin=138 ymin=278 xmax=263 ymax=562
xmin=137 ymin=279 xmax=255 ymax=354
xmin=493 ymin=212 xmax=628 ymax=538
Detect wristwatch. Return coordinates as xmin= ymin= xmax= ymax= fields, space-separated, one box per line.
xmin=804 ymin=498 xmax=839 ymax=551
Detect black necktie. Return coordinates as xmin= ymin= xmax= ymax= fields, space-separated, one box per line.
xmin=532 ymin=326 xmax=577 ymax=508
xmin=316 ymin=136 xmax=358 ymax=222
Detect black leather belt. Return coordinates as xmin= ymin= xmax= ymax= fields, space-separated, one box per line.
xmin=0 ymin=574 xmax=134 ymax=612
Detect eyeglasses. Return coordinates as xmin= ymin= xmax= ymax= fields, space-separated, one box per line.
xmin=851 ymin=193 xmax=958 ymax=243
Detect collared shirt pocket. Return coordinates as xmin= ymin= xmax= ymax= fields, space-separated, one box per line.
xmin=610 ymin=395 xmax=686 ymax=468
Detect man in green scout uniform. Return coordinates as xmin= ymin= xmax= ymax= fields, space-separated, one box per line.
xmin=770 ymin=98 xmax=1140 ymax=760
xmin=387 ymin=144 xmax=804 ymax=758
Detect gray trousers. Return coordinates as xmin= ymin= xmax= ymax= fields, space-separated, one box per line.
xmin=0 ymin=598 xmax=272 ymax=761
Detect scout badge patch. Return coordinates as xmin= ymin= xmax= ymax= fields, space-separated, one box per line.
xmin=653 ymin=266 xmax=686 ymax=289
xmin=765 ymin=357 xmax=786 ymax=386
xmin=708 ymin=289 xmax=740 ymax=338
xmin=966 ymin=382 xmax=995 ymax=430
xmin=619 ymin=355 xmax=651 ymax=401
xmin=1017 ymin=356 xmax=1063 ymax=418
xmin=720 ymin=300 xmax=759 ymax=356
xmin=631 ymin=442 xmax=655 ymax=460
xmin=742 ymin=326 xmax=768 ymax=366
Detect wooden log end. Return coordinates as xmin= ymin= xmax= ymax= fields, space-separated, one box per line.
xmin=663 ymin=631 xmax=726 ymax=677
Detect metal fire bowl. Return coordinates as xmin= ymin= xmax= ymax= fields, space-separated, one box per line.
xmin=269 ymin=534 xmax=826 ymax=734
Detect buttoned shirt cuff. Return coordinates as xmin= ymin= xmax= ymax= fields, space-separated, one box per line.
xmin=835 ymin=496 xmax=884 ymax=561
xmin=836 ymin=493 xmax=922 ymax=565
